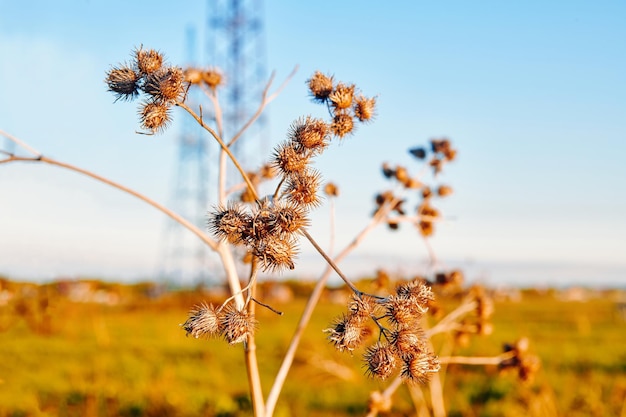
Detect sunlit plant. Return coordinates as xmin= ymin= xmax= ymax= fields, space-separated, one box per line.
xmin=0 ymin=46 xmax=539 ymax=417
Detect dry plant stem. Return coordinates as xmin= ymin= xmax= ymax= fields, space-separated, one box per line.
xmin=422 ymin=236 xmax=438 ymax=267
xmin=427 ymin=300 xmax=478 ymax=337
xmin=438 ymin=352 xmax=516 ymax=366
xmin=427 ymin=337 xmax=446 ymax=417
xmin=2 ymin=155 xmax=219 ymax=253
xmin=176 ymin=101 xmax=257 ymax=200
xmin=407 ymin=385 xmax=431 ymax=417
xmin=264 ymin=198 xmax=401 ymax=417
xmin=227 ymin=66 xmax=298 ymax=148
xmin=0 ymin=129 xmax=42 ymax=156
xmin=301 ymin=229 xmax=360 ymax=295
xmin=328 ymin=197 xmax=336 ymax=256
xmin=364 ymin=376 xmax=404 ymax=417
xmin=245 ymin=260 xmax=265 ymax=417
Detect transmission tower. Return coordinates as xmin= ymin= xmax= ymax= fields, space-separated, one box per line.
xmin=207 ymin=0 xmax=267 ymax=167
xmin=158 ymin=1 xmax=267 ymax=285
xmin=158 ymin=27 xmax=212 ymax=285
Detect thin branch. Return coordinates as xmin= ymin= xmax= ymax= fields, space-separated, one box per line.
xmin=438 ymin=352 xmax=515 ymax=366
xmin=426 ymin=300 xmax=477 ymax=337
xmin=0 ymin=129 xmax=42 ymax=157
xmin=228 ymin=66 xmax=299 ymax=148
xmin=251 ymin=298 xmax=283 ymax=316
xmin=176 ymin=101 xmax=259 ymax=202
xmin=3 ymin=155 xmax=218 ymax=252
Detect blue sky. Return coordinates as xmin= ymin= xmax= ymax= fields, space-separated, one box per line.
xmin=1 ymin=1 xmax=625 ymax=287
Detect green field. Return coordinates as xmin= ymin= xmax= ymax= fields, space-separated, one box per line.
xmin=0 ymin=280 xmax=625 ymax=417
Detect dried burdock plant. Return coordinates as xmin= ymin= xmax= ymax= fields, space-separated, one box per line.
xmin=0 ymin=46 xmax=539 ymax=417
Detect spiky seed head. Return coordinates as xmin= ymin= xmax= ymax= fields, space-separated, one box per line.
xmin=324 ymin=182 xmax=339 ymax=197
xmin=284 ymin=168 xmax=322 ymax=208
xmin=348 ymin=294 xmax=377 ymax=322
xmin=330 ymin=113 xmax=355 ymax=138
xmin=184 ymin=67 xmax=204 ymax=84
xmin=403 ymin=177 xmax=423 ymax=190
xmin=272 ymin=141 xmax=310 ymax=176
xmin=220 ymin=304 xmax=257 ymax=345
xmin=364 ymin=343 xmax=397 ymax=380
xmin=401 ymin=350 xmax=440 ymax=385
xmin=259 ymin=163 xmax=276 ymax=179
xmin=329 ymin=83 xmax=355 ymax=110
xmin=392 ymin=329 xmax=427 ymax=359
xmin=430 ymin=138 xmax=451 ymax=154
xmin=253 ymin=235 xmax=298 ymax=271
xmin=382 ymin=163 xmax=395 ymax=179
xmin=417 ymin=220 xmax=434 ymax=237
xmin=307 ymin=71 xmax=334 ymax=102
xmin=383 ymin=295 xmax=424 ymax=328
xmin=139 ymin=101 xmax=171 ymax=133
xmin=208 ymin=203 xmax=251 ymax=245
xmin=437 ymin=185 xmax=454 ymax=197
xmin=395 ymin=280 xmax=434 ymax=313
xmin=288 ymin=116 xmax=329 ymax=153
xmin=274 ymin=201 xmax=309 ymax=235
xmin=409 ymin=147 xmax=427 ymax=159
xmin=202 ymin=68 xmax=224 ymax=89
xmin=394 ymin=166 xmax=409 ymax=183
xmin=135 ymin=47 xmax=163 ymax=75
xmin=105 ymin=65 xmax=141 ymax=101
xmin=143 ymin=67 xmax=185 ymax=103
xmin=418 ymin=203 xmax=439 ymax=219
xmin=354 ymin=95 xmax=377 ymax=122
xmin=430 ymin=158 xmax=444 ymax=175
xmin=181 ymin=302 xmax=222 ymax=338
xmin=249 ymin=198 xmax=278 ymax=241
xmin=444 ymin=148 xmax=457 ymax=161
xmin=325 ymin=314 xmax=368 ymax=352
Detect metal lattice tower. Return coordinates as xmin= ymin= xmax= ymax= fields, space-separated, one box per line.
xmin=158 ymin=27 xmax=212 ymax=285
xmin=207 ymin=0 xmax=267 ymax=166
xmin=158 ymin=2 xmax=267 ymax=285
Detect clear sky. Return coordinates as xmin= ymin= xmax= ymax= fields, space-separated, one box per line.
xmin=1 ymin=1 xmax=625 ymax=287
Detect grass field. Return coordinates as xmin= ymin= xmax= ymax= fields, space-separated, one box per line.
xmin=0 ymin=280 xmax=625 ymax=417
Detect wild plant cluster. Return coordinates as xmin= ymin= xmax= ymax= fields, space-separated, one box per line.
xmin=0 ymin=46 xmax=540 ymax=417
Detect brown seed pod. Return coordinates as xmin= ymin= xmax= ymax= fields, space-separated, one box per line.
xmin=284 ymin=168 xmax=322 ymax=208
xmin=184 ymin=67 xmax=204 ymax=85
xmin=307 ymin=71 xmax=334 ymax=102
xmin=181 ymin=302 xmax=223 ymax=339
xmin=324 ymin=182 xmax=340 ymax=197
xmin=288 ymin=116 xmax=329 ymax=153
xmin=272 ymin=141 xmax=310 ymax=176
xmin=143 ymin=67 xmax=186 ymax=103
xmin=274 ymin=201 xmax=309 ymax=235
xmin=105 ymin=65 xmax=141 ymax=101
xmin=330 ymin=113 xmax=355 ymax=138
xmin=417 ymin=220 xmax=434 ymax=237
xmin=437 ymin=185 xmax=454 ymax=197
xmin=325 ymin=314 xmax=369 ymax=352
xmin=208 ymin=203 xmax=252 ymax=245
xmin=401 ymin=350 xmax=440 ymax=385
xmin=329 ymin=82 xmax=355 ymax=110
xmin=253 ymin=235 xmax=298 ymax=271
xmin=139 ymin=101 xmax=171 ymax=133
xmin=219 ymin=304 xmax=258 ymax=345
xmin=364 ymin=343 xmax=397 ymax=380
xmin=354 ymin=95 xmax=377 ymax=122
xmin=135 ymin=47 xmax=163 ymax=75
xmin=202 ymin=68 xmax=224 ymax=89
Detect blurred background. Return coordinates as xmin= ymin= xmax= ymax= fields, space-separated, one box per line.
xmin=1 ymin=0 xmax=624 ymax=287
xmin=1 ymin=1 xmax=626 ymax=416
